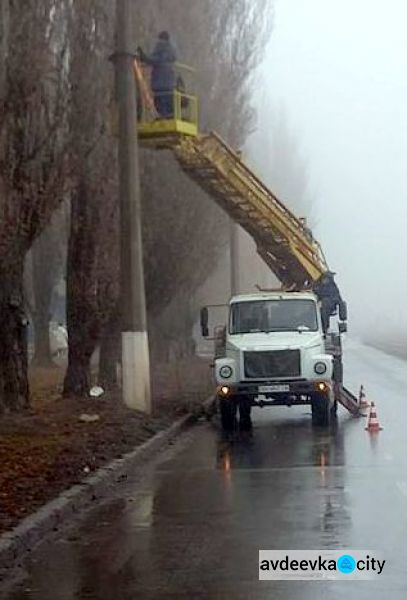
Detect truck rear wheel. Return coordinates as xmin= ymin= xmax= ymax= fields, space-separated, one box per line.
xmin=311 ymin=392 xmax=331 ymax=427
xmin=218 ymin=397 xmax=237 ymax=432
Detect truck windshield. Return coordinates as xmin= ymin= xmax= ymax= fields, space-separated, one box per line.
xmin=229 ymin=299 xmax=318 ymax=334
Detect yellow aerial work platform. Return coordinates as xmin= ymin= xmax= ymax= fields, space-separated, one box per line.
xmin=135 ymin=61 xmax=328 ymax=290
xmin=136 ymin=62 xmax=198 ymax=144
xmin=134 ymin=62 xmax=363 ymax=417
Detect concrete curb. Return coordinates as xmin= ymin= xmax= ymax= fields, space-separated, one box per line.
xmin=0 ymin=412 xmax=195 ymax=571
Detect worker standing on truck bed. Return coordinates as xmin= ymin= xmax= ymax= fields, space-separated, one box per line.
xmin=315 ymin=271 xmax=343 ymax=332
xmin=138 ymin=31 xmax=177 ymax=118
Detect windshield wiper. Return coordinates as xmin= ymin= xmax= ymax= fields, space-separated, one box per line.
xmin=261 ymin=328 xmax=297 ymax=333
xmin=233 ymin=327 xmax=312 ymax=334
xmin=260 ymin=327 xmax=312 ymax=333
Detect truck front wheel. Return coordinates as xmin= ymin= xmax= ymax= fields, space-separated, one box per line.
xmin=218 ymin=397 xmax=237 ymax=432
xmin=238 ymin=397 xmax=252 ymax=431
xmin=311 ymin=392 xmax=331 ymax=427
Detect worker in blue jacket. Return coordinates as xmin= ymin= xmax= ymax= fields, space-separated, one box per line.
xmin=138 ymin=31 xmax=177 ymax=118
xmin=315 ymin=272 xmax=343 ymax=332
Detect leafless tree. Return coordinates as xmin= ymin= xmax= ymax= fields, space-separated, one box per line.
xmin=135 ymin=0 xmax=275 ymax=362
xmin=0 ymin=0 xmax=71 ymax=412
xmin=63 ymin=0 xmax=118 ymax=396
xmin=97 ymin=0 xmax=275 ymax=378
xmin=0 ymin=0 xmax=274 ymax=406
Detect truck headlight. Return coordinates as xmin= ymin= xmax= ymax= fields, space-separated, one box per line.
xmin=219 ymin=365 xmax=233 ymax=379
xmin=219 ymin=386 xmax=231 ymax=396
xmin=314 ymin=362 xmax=327 ymax=375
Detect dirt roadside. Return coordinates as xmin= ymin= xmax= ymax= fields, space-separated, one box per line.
xmin=0 ymin=357 xmax=213 ymax=535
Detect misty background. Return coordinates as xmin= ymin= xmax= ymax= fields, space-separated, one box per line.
xmin=5 ymin=0 xmax=406 ymax=402
xmin=245 ymin=0 xmax=407 ymax=347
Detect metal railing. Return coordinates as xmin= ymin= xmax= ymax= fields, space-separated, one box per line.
xmin=135 ymin=61 xmax=199 ymax=129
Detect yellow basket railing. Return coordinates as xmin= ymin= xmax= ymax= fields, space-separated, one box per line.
xmin=134 ymin=61 xmax=199 ymax=138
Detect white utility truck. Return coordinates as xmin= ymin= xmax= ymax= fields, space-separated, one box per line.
xmin=134 ymin=71 xmax=360 ymax=428
xmin=200 ymin=281 xmax=351 ymax=430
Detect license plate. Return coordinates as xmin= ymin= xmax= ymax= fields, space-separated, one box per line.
xmin=258 ymin=384 xmax=289 ymax=393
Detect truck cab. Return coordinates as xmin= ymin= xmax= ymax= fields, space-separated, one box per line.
xmin=202 ymin=290 xmax=345 ymax=430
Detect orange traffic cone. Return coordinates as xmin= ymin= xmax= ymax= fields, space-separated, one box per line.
xmin=359 ymin=385 xmax=371 ymax=410
xmin=365 ymin=402 xmax=383 ymax=432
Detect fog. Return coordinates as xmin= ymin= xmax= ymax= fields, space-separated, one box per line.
xmin=246 ymin=0 xmax=407 ymax=341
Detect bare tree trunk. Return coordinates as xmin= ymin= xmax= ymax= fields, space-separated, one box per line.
xmin=63 ymin=185 xmax=99 ymax=397
xmin=0 ymin=255 xmax=30 ymax=413
xmin=64 ymin=341 xmax=93 ymax=396
xmin=31 ymin=313 xmax=53 ymax=366
xmin=99 ymin=310 xmax=121 ymax=390
xmin=0 ymin=0 xmax=10 ymax=95
xmin=31 ymin=232 xmax=55 ymax=367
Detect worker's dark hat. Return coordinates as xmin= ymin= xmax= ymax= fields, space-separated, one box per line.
xmin=158 ymin=31 xmax=170 ymax=41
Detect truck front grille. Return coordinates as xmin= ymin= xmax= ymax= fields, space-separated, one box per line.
xmin=244 ymin=350 xmax=301 ymax=379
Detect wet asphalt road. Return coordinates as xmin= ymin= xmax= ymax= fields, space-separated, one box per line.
xmin=3 ymin=340 xmax=407 ymax=599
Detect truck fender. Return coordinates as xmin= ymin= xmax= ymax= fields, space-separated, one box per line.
xmin=215 ymin=357 xmax=238 ymax=385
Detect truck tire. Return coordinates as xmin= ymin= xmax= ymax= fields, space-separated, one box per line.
xmin=311 ymin=392 xmax=331 ymax=427
xmin=238 ymin=397 xmax=252 ymax=431
xmin=219 ymin=398 xmax=237 ymax=432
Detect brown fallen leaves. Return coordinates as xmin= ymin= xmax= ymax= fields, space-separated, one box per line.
xmin=0 ymin=358 xmax=212 ymax=534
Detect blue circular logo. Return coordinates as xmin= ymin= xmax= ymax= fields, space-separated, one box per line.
xmin=337 ymin=554 xmax=356 ymax=574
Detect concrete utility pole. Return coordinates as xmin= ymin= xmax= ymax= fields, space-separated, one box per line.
xmin=115 ymin=0 xmax=151 ymax=413
xmin=230 ymin=220 xmax=240 ymax=296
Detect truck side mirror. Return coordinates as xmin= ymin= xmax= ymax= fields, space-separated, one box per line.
xmin=339 ymin=301 xmax=348 ymax=322
xmin=338 ymin=322 xmax=348 ymax=334
xmin=200 ymin=307 xmax=209 ymax=337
